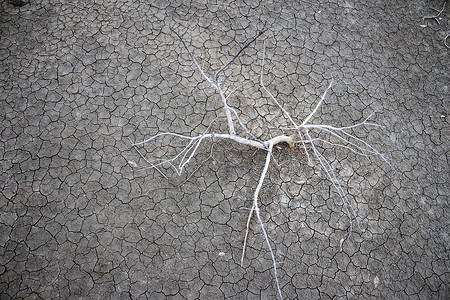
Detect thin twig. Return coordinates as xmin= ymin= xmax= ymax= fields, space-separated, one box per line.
xmin=423 ymin=1 xmax=446 ymax=24
xmin=260 ymin=41 xmax=312 ymax=162
xmin=301 ymin=80 xmax=334 ymax=126
xmin=241 ymin=202 xmax=255 ymax=266
xmin=444 ymin=33 xmax=450 ymax=49
xmin=214 ymin=22 xmax=267 ymax=83
xmin=170 ymin=27 xmax=214 ymax=84
xmin=178 ymin=143 xmax=216 ymax=185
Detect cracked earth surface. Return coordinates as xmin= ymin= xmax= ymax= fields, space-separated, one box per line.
xmin=1 ymin=0 xmax=449 ymax=299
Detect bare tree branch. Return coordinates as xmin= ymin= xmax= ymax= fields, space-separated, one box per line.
xmin=134 ymin=27 xmax=391 ymax=299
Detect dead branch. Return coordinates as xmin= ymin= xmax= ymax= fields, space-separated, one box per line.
xmin=133 ymin=26 xmax=390 ymax=300
xmin=423 ymin=1 xmax=446 ymax=24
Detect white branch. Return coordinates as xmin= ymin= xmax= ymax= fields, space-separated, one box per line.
xmin=301 ymin=80 xmax=334 ymax=126
xmin=260 ymin=42 xmax=312 ymax=162
xmin=134 ymin=28 xmax=391 ymax=300
xmin=251 ymin=142 xmax=284 ymax=300
xmin=305 ymin=130 xmax=358 ymax=235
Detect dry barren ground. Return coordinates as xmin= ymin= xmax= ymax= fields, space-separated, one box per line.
xmin=1 ymin=0 xmax=449 ymax=299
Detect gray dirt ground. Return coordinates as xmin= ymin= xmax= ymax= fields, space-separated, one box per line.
xmin=1 ymin=0 xmax=449 ymax=299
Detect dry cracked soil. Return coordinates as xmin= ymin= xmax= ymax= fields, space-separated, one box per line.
xmin=0 ymin=0 xmax=449 ymax=299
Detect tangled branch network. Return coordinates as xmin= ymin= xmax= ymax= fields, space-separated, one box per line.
xmin=133 ymin=26 xmax=390 ymax=299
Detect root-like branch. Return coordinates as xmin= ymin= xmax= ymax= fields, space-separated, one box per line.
xmin=250 ymin=142 xmax=283 ymax=300
xmin=134 ymin=27 xmax=390 ymax=299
